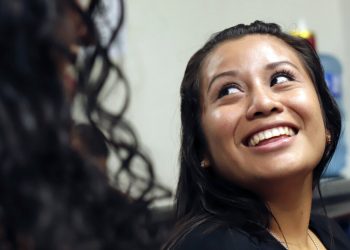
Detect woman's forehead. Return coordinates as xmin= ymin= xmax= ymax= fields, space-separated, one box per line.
xmin=200 ymin=35 xmax=309 ymax=84
xmin=206 ymin=36 xmax=297 ymax=67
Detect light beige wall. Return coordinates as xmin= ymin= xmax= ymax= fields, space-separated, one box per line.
xmin=123 ymin=0 xmax=350 ymax=198
xmin=339 ymin=0 xmax=350 ymax=176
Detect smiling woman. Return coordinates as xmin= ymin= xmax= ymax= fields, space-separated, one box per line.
xmin=200 ymin=35 xmax=326 ymax=191
xmin=163 ymin=21 xmax=350 ymax=250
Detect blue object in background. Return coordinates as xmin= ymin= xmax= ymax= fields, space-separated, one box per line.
xmin=320 ymin=54 xmax=347 ymax=177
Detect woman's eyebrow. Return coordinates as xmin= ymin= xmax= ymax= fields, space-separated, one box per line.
xmin=265 ymin=61 xmax=300 ymax=71
xmin=208 ymin=70 xmax=238 ymax=92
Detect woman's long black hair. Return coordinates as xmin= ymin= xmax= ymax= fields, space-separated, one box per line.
xmin=164 ymin=20 xmax=341 ymax=249
xmin=0 ymin=0 xmax=170 ymax=249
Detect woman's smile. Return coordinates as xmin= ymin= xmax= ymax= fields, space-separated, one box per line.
xmin=245 ymin=125 xmax=297 ymax=147
xmin=200 ymin=34 xmax=326 ymax=188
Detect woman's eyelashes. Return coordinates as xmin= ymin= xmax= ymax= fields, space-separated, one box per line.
xmin=217 ymin=83 xmax=241 ymax=99
xmin=215 ymin=69 xmax=296 ymax=100
xmin=270 ymin=69 xmax=295 ymax=86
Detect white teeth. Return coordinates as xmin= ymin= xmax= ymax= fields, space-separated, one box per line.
xmin=278 ymin=127 xmax=285 ymax=135
xmin=272 ymin=128 xmax=279 ymax=137
xmin=265 ymin=130 xmax=272 ymax=139
xmin=258 ymin=132 xmax=264 ymax=141
xmin=248 ymin=126 xmax=296 ymax=146
xmin=289 ymin=128 xmax=296 ymax=136
xmin=253 ymin=135 xmax=259 ymax=145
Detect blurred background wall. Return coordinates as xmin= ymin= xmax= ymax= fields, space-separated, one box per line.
xmin=107 ymin=0 xmax=350 ymax=203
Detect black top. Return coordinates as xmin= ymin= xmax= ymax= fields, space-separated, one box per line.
xmin=175 ymin=214 xmax=350 ymax=250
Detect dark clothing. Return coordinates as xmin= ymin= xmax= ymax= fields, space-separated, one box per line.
xmin=175 ymin=215 xmax=350 ymax=249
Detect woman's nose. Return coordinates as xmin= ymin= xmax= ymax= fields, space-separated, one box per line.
xmin=246 ymin=86 xmax=283 ymax=120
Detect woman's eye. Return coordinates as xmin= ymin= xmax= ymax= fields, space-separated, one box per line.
xmin=271 ymin=72 xmax=294 ymax=86
xmin=218 ymin=85 xmax=240 ymax=98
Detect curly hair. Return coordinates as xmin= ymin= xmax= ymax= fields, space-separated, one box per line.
xmin=0 ymin=0 xmax=170 ymax=249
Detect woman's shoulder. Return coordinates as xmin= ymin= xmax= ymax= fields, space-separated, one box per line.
xmin=174 ymin=222 xmax=262 ymax=250
xmin=310 ymin=214 xmax=350 ymax=249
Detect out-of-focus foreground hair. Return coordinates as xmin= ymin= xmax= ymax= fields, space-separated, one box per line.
xmin=0 ymin=0 xmax=170 ymax=249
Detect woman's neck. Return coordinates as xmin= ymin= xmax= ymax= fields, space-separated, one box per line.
xmin=261 ymin=173 xmax=315 ymax=248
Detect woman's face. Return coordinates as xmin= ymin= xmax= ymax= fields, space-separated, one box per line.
xmin=200 ymin=34 xmax=326 ymax=190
